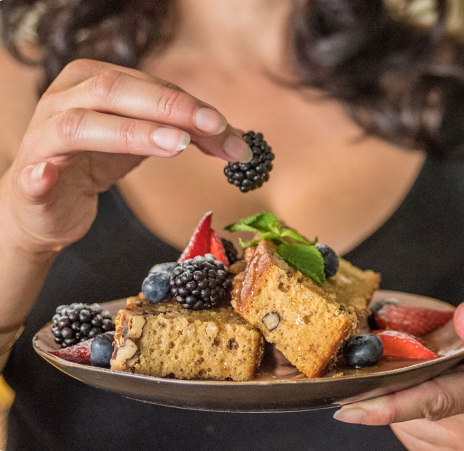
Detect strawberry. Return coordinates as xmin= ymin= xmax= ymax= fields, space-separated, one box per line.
xmin=372 ymin=330 xmax=437 ymax=359
xmin=210 ymin=230 xmax=229 ymax=266
xmin=178 ymin=211 xmax=213 ymax=263
xmin=178 ymin=211 xmax=230 ymax=266
xmin=51 ymin=339 xmax=92 ymax=365
xmin=375 ymin=304 xmax=454 ymax=336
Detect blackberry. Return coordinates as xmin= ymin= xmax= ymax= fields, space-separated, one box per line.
xmin=220 ymin=238 xmax=239 ymax=265
xmin=51 ymin=303 xmax=114 ymax=348
xmin=224 ymin=131 xmax=275 ymax=192
xmin=169 ymin=254 xmax=232 ymax=310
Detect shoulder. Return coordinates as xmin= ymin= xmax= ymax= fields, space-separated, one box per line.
xmin=0 ymin=45 xmax=43 ymax=166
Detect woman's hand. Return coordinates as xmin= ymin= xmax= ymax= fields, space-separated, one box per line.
xmin=333 ymin=303 xmax=464 ymax=450
xmin=0 ymin=58 xmax=252 ymax=256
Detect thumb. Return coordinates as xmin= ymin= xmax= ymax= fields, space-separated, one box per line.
xmin=19 ymin=161 xmax=59 ymax=200
xmin=333 ymin=367 xmax=464 ymax=425
xmin=453 ymin=303 xmax=464 ymax=340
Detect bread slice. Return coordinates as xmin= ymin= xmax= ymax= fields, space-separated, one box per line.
xmin=110 ymin=296 xmax=264 ymax=381
xmin=231 ymin=241 xmax=380 ymax=378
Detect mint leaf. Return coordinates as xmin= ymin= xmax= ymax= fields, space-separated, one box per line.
xmin=225 ymin=213 xmax=278 ymax=234
xmin=239 ymin=231 xmax=281 ymax=248
xmin=280 ymin=228 xmax=312 ymax=244
xmin=278 ymin=243 xmax=326 ymax=286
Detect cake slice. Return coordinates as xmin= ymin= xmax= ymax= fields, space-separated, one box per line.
xmin=231 ymin=240 xmax=380 ymax=378
xmin=110 ymin=296 xmax=264 ymax=381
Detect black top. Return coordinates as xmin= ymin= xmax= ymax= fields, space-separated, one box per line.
xmin=5 ymin=155 xmax=464 ymax=451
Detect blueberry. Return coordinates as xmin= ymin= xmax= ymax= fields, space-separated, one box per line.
xmin=90 ymin=333 xmax=115 ymax=368
xmin=343 ymin=334 xmax=383 ymax=368
xmin=142 ymin=271 xmax=172 ymax=303
xmin=367 ymin=299 xmax=398 ymax=330
xmin=315 ymin=243 xmax=339 ymax=277
xmin=149 ymin=262 xmax=177 ymax=276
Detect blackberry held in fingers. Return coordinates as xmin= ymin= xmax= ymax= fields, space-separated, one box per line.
xmin=52 ymin=303 xmax=115 ymax=347
xmin=170 ymin=254 xmax=232 ymax=310
xmin=224 ymin=131 xmax=274 ymax=192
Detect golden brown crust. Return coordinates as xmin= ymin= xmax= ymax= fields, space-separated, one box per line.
xmin=111 ymin=297 xmax=264 ymax=381
xmin=231 ymin=241 xmax=380 ymax=378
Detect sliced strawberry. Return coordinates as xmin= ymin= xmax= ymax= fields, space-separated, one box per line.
xmin=51 ymin=339 xmax=92 ymax=365
xmin=210 ymin=230 xmax=229 ymax=266
xmin=375 ymin=304 xmax=454 ymax=336
xmin=178 ymin=211 xmax=213 ymax=262
xmin=372 ymin=330 xmax=437 ymax=359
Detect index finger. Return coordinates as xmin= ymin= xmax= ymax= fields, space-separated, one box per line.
xmin=46 ymin=59 xmax=156 ymax=93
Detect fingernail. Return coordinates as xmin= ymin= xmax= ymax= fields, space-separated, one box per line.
xmin=30 ymin=162 xmax=47 ymax=181
xmin=195 ymin=107 xmax=227 ymax=134
xmin=152 ymin=128 xmax=191 ymax=152
xmin=224 ymin=135 xmax=253 ymax=162
xmin=333 ymin=408 xmax=368 ymax=424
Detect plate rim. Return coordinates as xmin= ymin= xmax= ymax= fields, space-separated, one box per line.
xmin=33 ymin=289 xmax=464 ymax=387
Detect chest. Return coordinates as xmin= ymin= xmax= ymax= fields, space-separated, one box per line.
xmin=118 ymin=58 xmax=425 ymax=254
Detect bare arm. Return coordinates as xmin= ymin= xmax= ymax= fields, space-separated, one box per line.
xmin=0 ymin=53 xmax=252 ymax=373
xmin=0 ymin=49 xmax=50 ymax=370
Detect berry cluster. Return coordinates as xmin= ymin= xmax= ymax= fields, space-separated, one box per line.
xmin=170 ymin=254 xmax=232 ymax=310
xmin=51 ymin=303 xmax=114 ymax=348
xmin=224 ymin=131 xmax=274 ymax=192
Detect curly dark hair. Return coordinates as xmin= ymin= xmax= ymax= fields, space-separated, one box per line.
xmin=2 ymin=0 xmax=464 ymax=156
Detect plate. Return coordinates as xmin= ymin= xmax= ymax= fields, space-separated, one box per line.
xmin=33 ymin=290 xmax=464 ymax=413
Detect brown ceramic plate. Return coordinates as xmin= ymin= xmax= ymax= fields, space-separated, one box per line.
xmin=33 ymin=290 xmax=464 ymax=413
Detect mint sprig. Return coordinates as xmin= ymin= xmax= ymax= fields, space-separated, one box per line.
xmin=278 ymin=243 xmax=326 ymax=286
xmin=225 ymin=212 xmax=280 ymax=234
xmin=225 ymin=213 xmax=326 ymax=285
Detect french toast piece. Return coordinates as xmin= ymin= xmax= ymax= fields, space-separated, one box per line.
xmin=232 ymin=241 xmax=380 ymax=378
xmin=110 ymin=297 xmax=264 ymax=381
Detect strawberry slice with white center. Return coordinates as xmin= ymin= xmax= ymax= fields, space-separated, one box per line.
xmin=178 ymin=211 xmax=213 ymax=262
xmin=375 ymin=304 xmax=454 ymax=336
xmin=210 ymin=230 xmax=229 ymax=266
xmin=372 ymin=330 xmax=437 ymax=359
xmin=51 ymin=339 xmax=92 ymax=365
xmin=178 ymin=211 xmax=229 ymax=266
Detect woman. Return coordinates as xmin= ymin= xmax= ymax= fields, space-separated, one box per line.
xmin=1 ymin=0 xmax=464 ymax=449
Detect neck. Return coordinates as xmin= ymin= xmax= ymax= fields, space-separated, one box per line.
xmin=173 ymin=0 xmax=292 ymax=68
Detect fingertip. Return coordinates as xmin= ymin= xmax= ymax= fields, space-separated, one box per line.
xmin=333 ymin=407 xmax=368 ymax=424
xmin=224 ymin=135 xmax=253 ymax=163
xmin=454 ymin=303 xmax=464 ymax=339
xmin=20 ymin=162 xmax=58 ymax=198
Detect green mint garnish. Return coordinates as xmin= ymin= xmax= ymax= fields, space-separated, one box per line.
xmin=225 ymin=212 xmax=280 ymax=234
xmin=278 ymin=243 xmax=326 ymax=286
xmin=225 ymin=213 xmax=325 ymax=285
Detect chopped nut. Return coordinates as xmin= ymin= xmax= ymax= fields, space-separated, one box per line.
xmin=129 ymin=315 xmax=146 ymax=339
xmin=205 ymin=323 xmax=219 ymax=339
xmin=262 ymin=312 xmax=280 ymax=331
